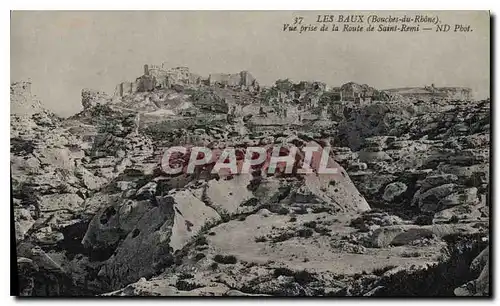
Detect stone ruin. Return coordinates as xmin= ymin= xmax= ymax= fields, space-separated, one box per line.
xmin=114 ymin=64 xmax=259 ymax=97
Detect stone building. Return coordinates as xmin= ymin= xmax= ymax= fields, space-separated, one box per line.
xmin=137 ymin=75 xmax=156 ymax=92
xmin=115 ymin=81 xmax=138 ymax=97
xmin=141 ymin=64 xmax=201 ymax=91
xmin=208 ymin=71 xmax=257 ymax=88
xmin=114 ymin=64 xmax=205 ymax=96
xmin=340 ymin=82 xmax=375 ymax=103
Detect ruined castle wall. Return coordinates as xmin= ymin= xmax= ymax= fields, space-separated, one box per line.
xmin=340 ymin=85 xmax=356 ymax=101
xmin=240 ymin=71 xmax=256 ymax=86
xmin=115 ymin=81 xmax=137 ymax=96
xmin=209 ymin=73 xmax=231 ymax=86
xmin=122 ymin=82 xmax=133 ymax=95
xmin=137 ymin=75 xmax=156 ymax=92
xmin=227 ymin=73 xmax=242 ymax=86
xmin=209 ymin=71 xmax=256 ymax=87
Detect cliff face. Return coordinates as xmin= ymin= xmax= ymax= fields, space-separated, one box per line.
xmin=11 ymin=71 xmax=490 ymax=297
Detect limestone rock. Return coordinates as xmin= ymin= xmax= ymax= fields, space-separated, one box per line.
xmin=383 ymin=182 xmax=408 ymax=202
xmin=415 ymin=183 xmax=457 ymax=212
xmin=81 ymin=89 xmax=111 ymax=109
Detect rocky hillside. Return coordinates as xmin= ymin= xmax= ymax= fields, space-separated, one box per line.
xmin=11 ymin=72 xmax=490 ymax=297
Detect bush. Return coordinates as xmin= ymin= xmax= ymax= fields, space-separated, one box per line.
xmin=293 ymin=270 xmax=315 ymax=285
xmin=273 ymin=267 xmax=295 ymax=277
xmin=194 ymin=235 xmax=208 ymax=246
xmin=255 ymin=236 xmax=267 ymax=243
xmin=194 ymin=253 xmax=205 ymax=261
xmin=213 ymin=254 xmax=237 ymax=264
xmin=372 ymin=265 xmax=397 ymax=276
xmin=219 ymin=210 xmax=231 ymax=222
xmin=241 ymin=197 xmax=260 ymax=207
xmin=270 ymin=231 xmax=295 ymax=243
xmin=401 ymin=251 xmax=421 ymax=258
xmin=414 ymin=214 xmax=434 ymax=226
xmin=277 ymin=207 xmax=289 ymax=215
xmin=273 ymin=267 xmax=316 ymax=285
xmin=314 ymin=226 xmax=331 ymax=236
xmin=447 ymin=215 xmax=460 ymax=224
xmin=297 ymin=228 xmax=313 ymax=238
xmin=178 ymin=272 xmax=194 ymax=280
xmin=303 ymin=221 xmax=317 ymax=229
xmin=10 ymin=137 xmax=36 ymax=155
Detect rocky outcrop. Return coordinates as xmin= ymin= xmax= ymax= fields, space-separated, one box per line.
xmin=81 ymin=89 xmax=111 ymax=110
xmin=338 ymin=99 xmax=489 ymax=223
xmin=11 ymin=81 xmax=43 ymax=116
xmin=454 ymin=246 xmax=489 ymax=296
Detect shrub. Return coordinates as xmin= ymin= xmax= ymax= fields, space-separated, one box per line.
xmin=303 ymin=221 xmax=317 ymax=229
xmin=401 ymin=251 xmax=421 ymax=258
xmin=293 ymin=270 xmax=315 ymax=285
xmin=372 ymin=265 xmax=397 ymax=276
xmin=314 ymin=226 xmax=331 ymax=236
xmin=195 ymin=235 xmax=208 ymax=246
xmin=273 ymin=267 xmax=316 ymax=285
xmin=210 ymin=262 xmax=219 ymax=270
xmin=297 ymin=228 xmax=313 ymax=238
xmin=219 ymin=210 xmax=231 ymax=222
xmin=255 ymin=236 xmax=267 ymax=243
xmin=277 ymin=207 xmax=289 ymax=215
xmin=213 ymin=254 xmax=237 ymax=264
xmin=194 ymin=253 xmax=206 ymax=261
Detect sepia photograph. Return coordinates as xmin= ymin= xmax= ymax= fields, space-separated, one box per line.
xmin=10 ymin=10 xmax=491 ymax=297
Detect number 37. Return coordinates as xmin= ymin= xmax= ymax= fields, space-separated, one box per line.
xmin=294 ymin=17 xmax=303 ymax=25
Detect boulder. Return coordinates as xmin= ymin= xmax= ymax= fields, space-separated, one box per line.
xmin=439 ymin=187 xmax=479 ymax=207
xmin=135 ymin=182 xmax=157 ymax=200
xmin=418 ymin=173 xmax=458 ymax=192
xmin=390 ymin=228 xmax=434 ymax=246
xmin=415 ymin=183 xmax=457 ymax=212
xmin=383 ymin=182 xmax=407 ymax=202
xmin=367 ymin=226 xmax=405 ymax=248
xmin=454 ymin=247 xmax=489 ymax=296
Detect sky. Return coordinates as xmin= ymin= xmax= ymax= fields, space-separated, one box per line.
xmin=11 ymin=11 xmax=490 ymax=117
